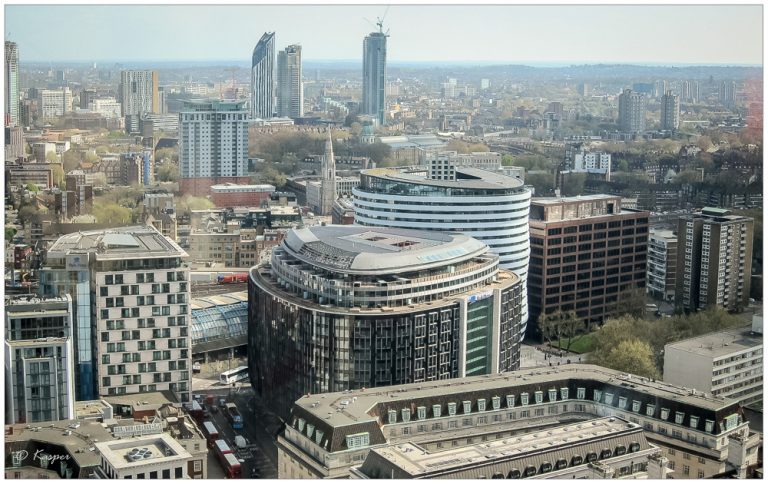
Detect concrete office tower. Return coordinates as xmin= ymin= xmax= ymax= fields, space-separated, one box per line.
xmin=527 ymin=195 xmax=650 ymax=332
xmin=676 ymin=208 xmax=753 ymax=312
xmin=664 ymin=325 xmax=762 ymax=407
xmin=279 ymin=364 xmax=758 ymax=479
xmin=276 ymin=44 xmax=303 ymax=118
xmin=318 ymin=128 xmax=337 ymax=215
xmin=654 ymin=79 xmax=668 ymax=98
xmin=178 ymin=99 xmax=250 ymax=197
xmin=362 ymin=29 xmax=387 ymax=126
xmin=80 ymin=88 xmax=96 ymax=110
xmin=120 ymin=70 xmax=159 ymax=116
xmin=39 ymin=88 xmax=73 ymax=119
xmin=5 ymin=295 xmax=76 ymax=424
xmin=618 ymin=89 xmax=646 ymax=133
xmin=719 ymin=80 xmax=736 ymax=109
xmin=247 ymin=225 xmax=524 ymax=418
xmin=660 ymin=91 xmax=680 ymax=131
xmin=251 ymin=32 xmax=275 ymax=120
xmin=39 ymin=225 xmax=192 ymax=403
xmin=5 ymin=41 xmax=19 ymax=126
xmin=646 ymin=229 xmax=677 ymax=301
xmin=689 ymin=80 xmax=700 ymax=103
xmin=353 ymin=165 xmax=531 ymax=340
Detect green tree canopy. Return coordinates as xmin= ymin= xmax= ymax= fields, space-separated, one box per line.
xmin=93 ymin=203 xmax=132 ymax=224
xmin=600 ymin=339 xmax=660 ymax=379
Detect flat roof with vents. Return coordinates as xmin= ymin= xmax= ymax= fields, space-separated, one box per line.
xmin=46 ymin=225 xmax=188 ymax=261
xmin=95 ymin=433 xmax=191 ymax=470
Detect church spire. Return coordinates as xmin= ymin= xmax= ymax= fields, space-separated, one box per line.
xmin=319 ymin=126 xmax=337 ymax=216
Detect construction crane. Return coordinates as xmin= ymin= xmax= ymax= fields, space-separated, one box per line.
xmin=364 ymin=6 xmax=390 ymax=35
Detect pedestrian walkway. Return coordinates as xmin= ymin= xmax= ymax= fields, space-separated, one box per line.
xmin=519 ymin=344 xmax=585 ymax=369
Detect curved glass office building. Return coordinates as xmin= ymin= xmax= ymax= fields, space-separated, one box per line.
xmin=352 ymin=166 xmax=531 ymax=339
xmin=248 ymin=225 xmax=523 ymax=416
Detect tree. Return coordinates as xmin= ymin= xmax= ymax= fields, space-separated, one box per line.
xmin=25 ymin=183 xmax=40 ymax=193
xmin=45 ymin=151 xmax=59 ymax=162
xmin=560 ymin=173 xmax=587 ymax=197
xmin=538 ymin=311 xmax=582 ymax=351
xmin=696 ymin=135 xmax=713 ymax=151
xmin=599 ymin=339 xmax=660 ymax=379
xmin=50 ymin=164 xmax=65 ymax=187
xmin=62 ymin=150 xmax=81 ymax=172
xmin=17 ymin=205 xmax=42 ymax=227
xmin=362 ymin=142 xmax=392 ymax=164
xmin=253 ymin=166 xmax=287 ymax=188
xmin=525 ymin=172 xmax=555 ymax=196
xmin=83 ymin=151 xmax=100 ymax=164
xmin=92 ymin=203 xmax=133 ymax=224
xmin=674 ymin=169 xmax=703 ymax=185
xmin=156 ymin=163 xmax=180 ymax=182
xmin=5 ymin=226 xmax=17 ymax=242
xmin=176 ymin=195 xmax=214 ymax=212
xmin=155 ymin=147 xmax=179 ymax=164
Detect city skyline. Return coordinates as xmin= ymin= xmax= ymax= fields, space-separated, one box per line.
xmin=5 ymin=4 xmax=763 ymax=65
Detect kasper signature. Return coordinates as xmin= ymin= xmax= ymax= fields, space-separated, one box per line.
xmin=10 ymin=450 xmax=71 ymax=465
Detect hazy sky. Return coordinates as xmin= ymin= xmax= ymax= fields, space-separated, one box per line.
xmin=4 ymin=4 xmax=763 ymax=65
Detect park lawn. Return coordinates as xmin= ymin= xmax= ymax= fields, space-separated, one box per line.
xmin=553 ymin=333 xmax=597 ymax=354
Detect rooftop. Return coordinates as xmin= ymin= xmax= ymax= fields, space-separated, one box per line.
xmin=359 ymin=417 xmax=651 ymax=478
xmin=665 ymin=325 xmax=762 ymax=359
xmin=361 ymin=166 xmax=525 ymax=191
xmin=95 ymin=433 xmax=191 ymax=470
xmin=281 ymin=225 xmax=487 ymax=274
xmin=210 ymin=184 xmax=276 ymax=192
xmin=46 ymin=225 xmax=188 ymax=261
xmin=531 ymin=194 xmax=621 ymax=206
xmin=191 ymin=291 xmax=248 ymax=310
xmin=293 ymin=364 xmax=734 ymax=431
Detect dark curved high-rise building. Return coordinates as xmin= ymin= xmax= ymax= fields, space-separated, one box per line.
xmin=248 ymin=225 xmax=523 ymax=417
xmin=251 ymin=32 xmax=275 ymax=120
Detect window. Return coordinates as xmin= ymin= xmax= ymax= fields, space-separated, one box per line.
xmin=618 ymin=396 xmax=627 ymax=409
xmin=491 ymin=396 xmax=500 ymax=410
xmin=175 ymin=468 xmax=183 ymax=479
xmin=646 ymin=404 xmax=655 ymax=417
xmin=683 ymin=452 xmax=690 ymax=460
xmin=698 ymin=470 xmax=705 ymax=478
xmin=593 ymin=390 xmax=602 ymax=402
xmin=668 ymin=462 xmax=675 ymax=471
xmin=675 ymin=411 xmax=685 ymax=424
xmin=463 ymin=400 xmax=472 ymax=414
xmin=604 ymin=392 xmax=613 ymax=405
xmin=448 ymin=402 xmax=457 ymax=416
xmin=149 ymin=471 xmax=157 ymax=479
xmin=548 ymin=389 xmax=558 ymax=402
xmin=520 ymin=393 xmax=529 ymax=406
xmin=560 ymin=388 xmax=569 ymax=400
xmin=632 ymin=400 xmax=641 ymax=412
xmin=661 ymin=408 xmax=670 ymax=420
xmin=388 ymin=410 xmax=397 ymax=424
xmin=417 ymin=406 xmax=426 ymax=420
xmin=668 ymin=449 xmax=675 ymax=456
xmin=690 ymin=416 xmax=699 ymax=429
xmin=698 ymin=457 xmax=705 ymax=464
xmin=401 ymin=409 xmax=410 ymax=422
xmin=576 ymin=387 xmax=585 ymax=399
xmin=682 ymin=465 xmax=690 ymax=476
xmin=477 ymin=399 xmax=486 ymax=412
xmin=506 ymin=395 xmax=515 ymax=408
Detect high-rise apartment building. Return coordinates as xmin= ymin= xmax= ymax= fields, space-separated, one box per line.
xmin=352 ymin=165 xmax=532 ymax=340
xmin=646 ymin=229 xmax=677 ymax=301
xmin=689 ymin=80 xmax=700 ymax=103
xmin=618 ymin=89 xmax=646 ymax=133
xmin=247 ymin=225 xmax=524 ymax=418
xmin=660 ymin=90 xmax=680 ymax=131
xmin=5 ymin=41 xmax=19 ymax=126
xmin=719 ymin=80 xmax=736 ymax=109
xmin=276 ymin=44 xmax=303 ymax=118
xmin=278 ymin=364 xmax=759 ymax=479
xmin=527 ymin=195 xmax=649 ymax=332
xmin=251 ymin=32 xmax=275 ymax=120
xmin=39 ymin=225 xmax=192 ymax=403
xmin=38 ymin=88 xmax=73 ymax=119
xmin=362 ymin=29 xmax=387 ymax=126
xmin=5 ymin=295 xmax=76 ymax=424
xmin=178 ymin=99 xmax=250 ymax=197
xmin=675 ymin=208 xmax=753 ymax=312
xmin=119 ymin=70 xmax=159 ymax=116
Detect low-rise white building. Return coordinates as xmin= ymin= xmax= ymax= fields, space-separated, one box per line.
xmin=94 ymin=433 xmax=193 ymax=479
xmin=89 ymin=98 xmax=122 ymax=119
xmin=664 ymin=325 xmax=762 ymax=406
xmin=573 ymin=151 xmax=612 ymax=180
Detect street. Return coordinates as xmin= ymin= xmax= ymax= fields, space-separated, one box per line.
xmin=193 ymin=377 xmax=280 ymax=479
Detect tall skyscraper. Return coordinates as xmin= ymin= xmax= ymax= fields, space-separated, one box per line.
xmin=660 ymin=90 xmax=680 ymax=131
xmin=689 ymin=80 xmax=700 ymax=103
xmin=119 ymin=70 xmax=159 ymax=116
xmin=618 ymin=88 xmax=646 ymax=133
xmin=276 ymin=44 xmax=303 ymax=118
xmin=319 ymin=128 xmax=337 ymax=215
xmin=178 ymin=99 xmax=250 ymax=197
xmin=5 ymin=41 xmax=19 ymax=126
xmin=40 ymin=226 xmax=192 ymax=403
xmin=676 ymin=208 xmax=753 ymax=312
xmin=362 ymin=27 xmax=387 ymax=126
xmin=251 ymin=32 xmax=275 ymax=120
